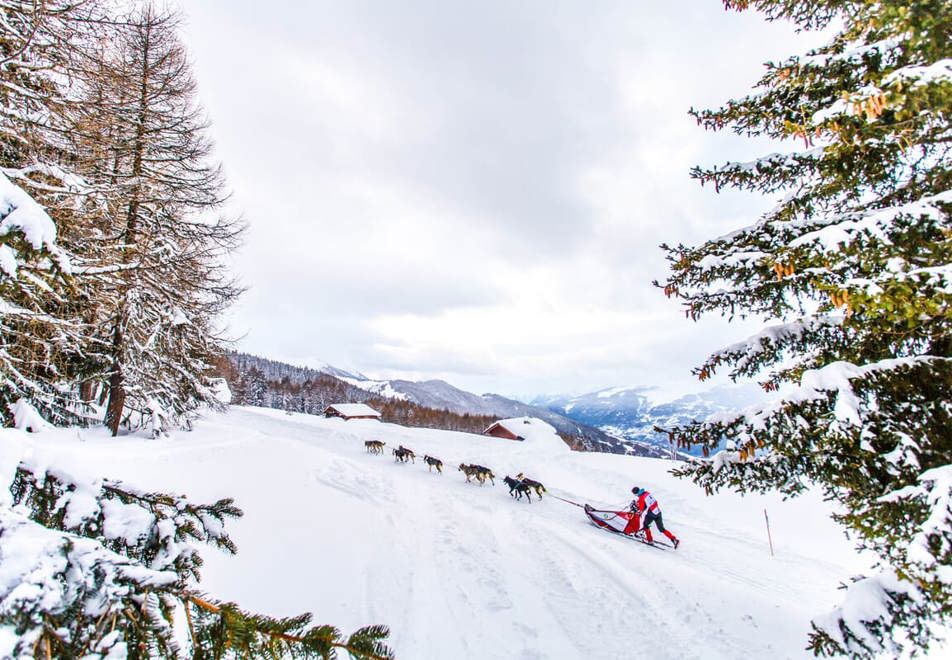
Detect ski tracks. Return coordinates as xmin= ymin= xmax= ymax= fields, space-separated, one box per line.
xmin=523 ymin=518 xmax=733 ymax=660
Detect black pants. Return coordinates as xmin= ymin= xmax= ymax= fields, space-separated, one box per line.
xmin=642 ymin=510 xmax=667 ymax=534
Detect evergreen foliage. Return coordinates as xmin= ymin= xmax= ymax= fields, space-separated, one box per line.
xmin=659 ymin=1 xmax=952 ymax=656
xmin=1 ymin=436 xmax=394 ymax=659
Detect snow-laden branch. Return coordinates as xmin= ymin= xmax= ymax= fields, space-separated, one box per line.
xmin=0 ymin=172 xmax=70 ymax=274
xmin=789 ymin=190 xmax=952 ymax=253
xmin=704 ymin=313 xmax=845 ymax=377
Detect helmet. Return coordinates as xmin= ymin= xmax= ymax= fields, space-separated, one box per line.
xmin=631 ymin=486 xmax=641 ymax=495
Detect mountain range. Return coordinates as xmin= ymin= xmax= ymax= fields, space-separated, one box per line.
xmin=532 ymin=384 xmax=765 ymax=456
xmin=339 ymin=373 xmax=764 ymax=458
xmin=328 ymin=375 xmax=675 ymax=457
xmin=226 ymin=353 xmax=669 ymax=457
xmin=228 ymin=352 xmax=761 ymax=458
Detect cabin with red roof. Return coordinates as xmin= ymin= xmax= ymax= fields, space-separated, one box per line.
xmin=483 ymin=419 xmax=527 ymax=441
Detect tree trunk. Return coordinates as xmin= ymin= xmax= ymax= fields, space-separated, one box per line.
xmin=79 ymin=380 xmax=95 ymax=402
xmin=104 ymin=366 xmax=125 ymax=435
xmin=103 ymin=18 xmax=151 ymax=436
xmin=104 ymin=318 xmax=125 ymax=435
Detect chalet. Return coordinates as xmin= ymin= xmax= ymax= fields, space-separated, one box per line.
xmin=324 ymin=403 xmax=382 ymax=421
xmin=483 ymin=419 xmax=528 ymax=441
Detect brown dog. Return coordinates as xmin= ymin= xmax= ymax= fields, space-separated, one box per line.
xmin=516 ymin=472 xmax=546 ymax=499
xmin=365 ymin=440 xmax=385 ymax=454
xmin=458 ymin=463 xmax=495 ymax=485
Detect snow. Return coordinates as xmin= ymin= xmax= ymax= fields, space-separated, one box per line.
xmin=341 ymin=377 xmax=409 ymax=401
xmin=16 ymin=406 xmax=871 ymax=659
xmin=882 ymin=58 xmax=952 ymax=88
xmin=8 ymin=398 xmax=52 ymax=433
xmin=170 ymin=306 xmax=190 ymax=326
xmin=486 ymin=417 xmax=569 ymax=453
xmin=788 ymin=189 xmax=952 ymax=253
xmin=325 ymin=402 xmax=382 ymax=418
xmin=589 ymin=384 xmax=687 ymax=406
xmin=883 ymin=464 xmax=952 ymax=569
xmin=0 ymin=505 xmax=177 ymax=658
xmin=597 ymin=385 xmax=637 ymax=399
xmin=811 ymin=569 xmax=916 ymax=655
xmin=208 ymin=377 xmax=232 ymax=405
xmin=0 ymin=245 xmax=16 ymax=277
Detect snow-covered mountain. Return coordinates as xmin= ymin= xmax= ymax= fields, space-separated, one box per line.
xmin=533 ymin=384 xmax=767 ymax=456
xmin=231 ymin=353 xmax=669 ymax=457
xmin=29 ymin=406 xmax=863 ymax=658
xmin=343 ymin=376 xmax=667 ymax=456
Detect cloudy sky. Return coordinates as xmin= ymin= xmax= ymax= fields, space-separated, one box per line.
xmin=181 ymin=1 xmax=824 ymax=399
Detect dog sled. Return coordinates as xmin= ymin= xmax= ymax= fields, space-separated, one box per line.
xmin=583 ymin=504 xmax=675 ymax=550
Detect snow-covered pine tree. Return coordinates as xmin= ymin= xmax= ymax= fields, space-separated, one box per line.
xmin=1 ymin=422 xmax=393 ymax=659
xmin=0 ymin=0 xmax=106 ymax=424
xmin=658 ymin=1 xmax=951 ymax=656
xmin=63 ymin=2 xmax=243 ymax=437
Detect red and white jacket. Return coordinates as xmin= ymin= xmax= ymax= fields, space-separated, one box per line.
xmin=633 ymin=490 xmax=660 ymax=515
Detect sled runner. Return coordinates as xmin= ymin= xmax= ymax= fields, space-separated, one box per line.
xmin=584 ymin=504 xmax=675 ymax=549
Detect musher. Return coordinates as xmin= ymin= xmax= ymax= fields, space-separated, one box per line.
xmin=630 ymin=486 xmax=680 ymax=549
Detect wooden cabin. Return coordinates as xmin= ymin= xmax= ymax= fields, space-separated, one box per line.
xmin=483 ymin=420 xmax=526 ymax=441
xmin=323 ymin=403 xmax=382 ymax=421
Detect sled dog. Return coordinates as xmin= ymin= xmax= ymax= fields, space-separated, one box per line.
xmin=504 ymin=476 xmax=531 ymax=502
xmin=365 ymin=440 xmax=385 ymax=454
xmin=516 ymin=473 xmax=546 ymax=499
xmin=393 ymin=445 xmax=416 ymax=463
xmin=423 ymin=455 xmax=443 ymax=473
xmin=458 ymin=463 xmax=492 ymax=484
xmin=475 ymin=465 xmax=494 ymax=485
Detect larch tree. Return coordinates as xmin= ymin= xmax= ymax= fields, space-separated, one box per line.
xmin=1 ymin=4 xmax=394 ymax=657
xmin=64 ymin=3 xmax=243 ymax=436
xmin=658 ymin=0 xmax=951 ymax=656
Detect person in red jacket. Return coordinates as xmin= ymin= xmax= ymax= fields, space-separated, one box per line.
xmin=631 ymin=486 xmax=680 ymax=549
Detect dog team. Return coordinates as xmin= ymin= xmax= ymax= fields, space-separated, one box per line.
xmin=362 ymin=439 xmax=546 ymax=497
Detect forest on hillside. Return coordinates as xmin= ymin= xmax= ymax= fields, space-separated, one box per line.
xmin=219 ymin=352 xmax=509 ymax=437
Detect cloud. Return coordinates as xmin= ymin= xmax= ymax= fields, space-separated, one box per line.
xmin=184 ymin=1 xmax=826 ymax=396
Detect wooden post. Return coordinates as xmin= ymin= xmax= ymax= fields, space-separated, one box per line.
xmin=764 ymin=508 xmax=775 ymax=557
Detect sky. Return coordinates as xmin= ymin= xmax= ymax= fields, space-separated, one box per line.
xmin=180 ymin=1 xmax=826 ymax=399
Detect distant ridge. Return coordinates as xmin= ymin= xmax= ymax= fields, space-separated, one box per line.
xmin=532 ymin=383 xmax=765 ymax=457
xmin=221 ymin=352 xmax=670 ymax=458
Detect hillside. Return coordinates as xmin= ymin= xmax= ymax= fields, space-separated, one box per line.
xmin=223 ymin=352 xmax=668 ymax=457
xmin=30 ymin=406 xmax=865 ymax=659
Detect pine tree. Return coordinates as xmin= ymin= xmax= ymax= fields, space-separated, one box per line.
xmin=1 ymin=419 xmax=393 ymax=659
xmin=0 ymin=0 xmax=106 ymax=424
xmin=658 ymin=1 xmax=951 ymax=656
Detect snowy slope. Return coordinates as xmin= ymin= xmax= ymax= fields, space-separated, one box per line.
xmin=29 ymin=407 xmax=865 ymax=659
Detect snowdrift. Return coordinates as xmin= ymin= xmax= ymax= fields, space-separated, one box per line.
xmin=14 ymin=406 xmax=867 ymax=659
